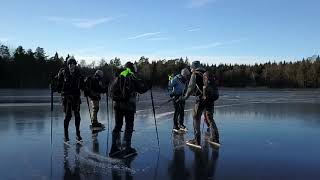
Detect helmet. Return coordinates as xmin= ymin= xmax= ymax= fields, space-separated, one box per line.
xmin=181 ymin=68 xmax=190 ymax=77
xmin=95 ymin=70 xmax=103 ymax=78
xmin=67 ymin=56 xmax=77 ymax=65
xmin=191 ymin=61 xmax=201 ymax=69
xmin=125 ymin=61 xmax=137 ymax=73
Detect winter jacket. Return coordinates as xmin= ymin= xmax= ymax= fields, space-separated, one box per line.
xmin=56 ymin=67 xmax=85 ymax=97
xmin=111 ymin=73 xmax=150 ymax=112
xmin=169 ymin=74 xmax=188 ymax=97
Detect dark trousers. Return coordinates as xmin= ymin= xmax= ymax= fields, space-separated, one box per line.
xmin=112 ymin=109 xmax=135 ymax=148
xmin=192 ymin=99 xmax=219 ymax=142
xmin=63 ymin=95 xmax=81 ymax=138
xmin=173 ymin=97 xmax=185 ymax=128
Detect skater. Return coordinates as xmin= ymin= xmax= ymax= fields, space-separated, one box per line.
xmin=181 ymin=61 xmax=220 ymax=148
xmin=84 ymin=70 xmax=107 ymax=130
xmin=202 ymin=71 xmax=220 ymax=145
xmin=56 ymin=56 xmax=85 ymax=143
xmin=109 ymin=62 xmax=150 ymax=157
xmin=168 ymin=68 xmax=190 ymax=133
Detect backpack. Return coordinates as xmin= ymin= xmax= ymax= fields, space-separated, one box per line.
xmin=109 ymin=68 xmax=135 ymax=101
xmin=202 ymin=71 xmax=219 ymax=102
xmin=167 ymin=73 xmax=176 ymax=92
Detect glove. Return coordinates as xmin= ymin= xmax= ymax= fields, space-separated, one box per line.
xmin=175 ymin=96 xmax=185 ymax=103
xmin=169 ymin=93 xmax=175 ymax=98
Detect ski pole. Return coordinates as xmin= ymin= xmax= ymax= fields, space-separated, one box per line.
xmin=150 ymin=62 xmax=160 ymax=148
xmin=106 ymin=86 xmax=110 ymax=152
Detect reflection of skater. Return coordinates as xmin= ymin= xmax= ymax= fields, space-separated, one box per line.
xmin=188 ymin=143 xmax=219 ymax=180
xmin=63 ymin=143 xmax=82 ymax=180
xmin=168 ymin=68 xmax=190 ymax=133
xmin=91 ymin=131 xmax=103 ymax=180
xmin=168 ymin=133 xmax=188 ymax=179
xmin=111 ymin=155 xmax=136 ymax=180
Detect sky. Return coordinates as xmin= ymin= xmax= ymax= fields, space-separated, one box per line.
xmin=0 ymin=0 xmax=319 ymax=65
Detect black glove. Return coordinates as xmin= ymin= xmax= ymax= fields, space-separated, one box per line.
xmin=169 ymin=93 xmax=175 ymax=98
xmin=179 ymin=96 xmax=186 ymax=103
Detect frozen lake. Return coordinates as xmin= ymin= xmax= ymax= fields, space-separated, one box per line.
xmin=0 ymin=89 xmax=320 ymax=180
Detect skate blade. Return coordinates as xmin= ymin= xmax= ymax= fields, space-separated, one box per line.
xmin=180 ymin=128 xmax=188 ymax=132
xmin=172 ymin=129 xmax=181 ymax=133
xmin=91 ymin=127 xmax=105 ymax=131
xmin=64 ymin=141 xmax=71 ymax=146
xmin=207 ymin=140 xmax=220 ymax=148
xmin=76 ymin=140 xmax=83 ymax=145
xmin=122 ymin=152 xmax=137 ymax=159
xmin=186 ymin=142 xmax=201 ymax=149
xmin=109 ymin=150 xmax=123 ymax=158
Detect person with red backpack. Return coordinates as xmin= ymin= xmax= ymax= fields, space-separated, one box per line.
xmin=182 ymin=61 xmax=220 ymax=148
xmin=109 ymin=62 xmax=151 ymax=157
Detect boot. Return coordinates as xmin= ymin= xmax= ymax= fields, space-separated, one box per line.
xmin=123 ymin=131 xmax=133 ymax=149
xmin=64 ymin=127 xmax=69 ymax=143
xmin=209 ymin=125 xmax=220 ymax=144
xmin=123 ymin=131 xmax=137 ymax=157
xmin=76 ymin=129 xmax=83 ymax=143
xmin=109 ymin=131 xmax=121 ymax=157
xmin=187 ymin=136 xmax=201 ymax=146
xmin=172 ymin=125 xmax=181 ymax=133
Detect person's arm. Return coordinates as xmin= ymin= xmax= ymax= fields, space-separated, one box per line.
xmin=56 ymin=68 xmax=65 ymax=93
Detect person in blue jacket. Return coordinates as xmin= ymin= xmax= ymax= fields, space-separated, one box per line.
xmin=168 ymin=68 xmax=190 ymax=133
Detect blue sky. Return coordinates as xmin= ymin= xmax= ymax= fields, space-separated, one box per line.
xmin=0 ymin=0 xmax=319 ymax=65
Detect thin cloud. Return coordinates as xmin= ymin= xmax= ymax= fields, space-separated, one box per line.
xmin=46 ymin=16 xmax=115 ymax=29
xmin=188 ymin=39 xmax=244 ymax=50
xmin=147 ymin=37 xmax=170 ymax=41
xmin=187 ymin=0 xmax=216 ymax=8
xmin=127 ymin=32 xmax=162 ymax=40
xmin=187 ymin=28 xmax=201 ymax=32
xmin=72 ymin=17 xmax=114 ymax=29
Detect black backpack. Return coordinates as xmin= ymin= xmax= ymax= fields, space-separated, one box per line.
xmin=109 ymin=74 xmax=135 ymax=101
xmin=202 ymin=71 xmax=219 ymax=102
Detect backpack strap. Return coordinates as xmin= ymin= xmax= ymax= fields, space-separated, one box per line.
xmin=195 ymin=71 xmax=204 ymax=95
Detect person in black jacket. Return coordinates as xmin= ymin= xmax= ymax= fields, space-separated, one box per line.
xmin=56 ymin=57 xmax=85 ymax=143
xmin=109 ymin=61 xmax=150 ymax=157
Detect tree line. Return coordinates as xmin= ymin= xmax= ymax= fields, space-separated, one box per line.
xmin=1 ymin=44 xmax=320 ymax=89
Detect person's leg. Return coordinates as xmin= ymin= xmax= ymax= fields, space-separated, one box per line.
xmin=173 ymin=100 xmax=180 ymax=130
xmin=124 ymin=111 xmax=135 ymax=148
xmin=205 ymin=106 xmax=219 ymax=143
xmin=190 ymin=101 xmax=204 ymax=144
xmin=73 ymin=97 xmax=82 ymax=140
xmin=63 ymin=96 xmax=72 ymax=141
xmin=110 ymin=109 xmax=124 ymax=155
xmin=178 ymin=100 xmax=185 ymax=127
xmin=91 ymin=99 xmax=100 ymax=124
